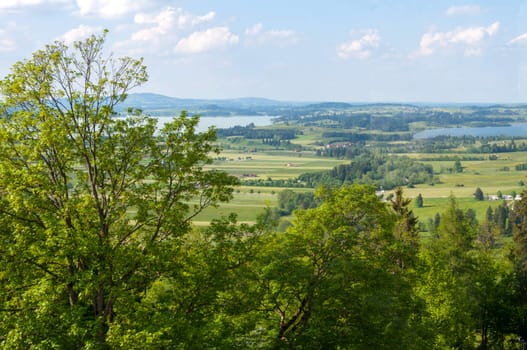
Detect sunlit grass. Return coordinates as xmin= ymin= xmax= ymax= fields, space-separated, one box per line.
xmin=198 ymin=142 xmax=527 ymax=225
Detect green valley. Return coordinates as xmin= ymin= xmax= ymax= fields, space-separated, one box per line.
xmin=194 ymin=103 xmax=527 ymax=228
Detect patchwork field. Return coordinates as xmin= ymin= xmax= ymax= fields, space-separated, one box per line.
xmin=195 ymin=146 xmax=527 ymax=226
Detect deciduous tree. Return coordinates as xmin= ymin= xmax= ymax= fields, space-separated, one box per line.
xmin=235 ymin=185 xmax=428 ymax=349
xmin=0 ymin=32 xmax=238 ymax=348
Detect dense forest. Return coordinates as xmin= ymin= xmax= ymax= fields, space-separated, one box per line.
xmin=298 ymin=151 xmax=436 ymax=189
xmin=242 ymin=151 xmax=436 ymax=190
xmin=2 ymin=32 xmax=527 ymax=349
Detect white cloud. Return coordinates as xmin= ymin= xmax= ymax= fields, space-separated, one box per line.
xmin=337 ymin=30 xmax=381 ymax=60
xmin=59 ymin=25 xmax=102 ymax=44
xmin=509 ymin=32 xmax=527 ymax=46
xmin=177 ymin=10 xmax=215 ymax=28
xmin=175 ymin=26 xmax=239 ymax=54
xmin=134 ymin=7 xmax=215 ymax=30
xmin=0 ymin=22 xmax=18 ymax=52
xmin=113 ymin=7 xmax=218 ymax=56
xmin=76 ymin=0 xmax=149 ymax=18
xmin=244 ymin=23 xmax=298 ymax=46
xmin=0 ymin=36 xmax=16 ymax=52
xmin=445 ymin=5 xmax=481 ymax=16
xmin=132 ymin=7 xmax=176 ymax=41
xmin=131 ymin=7 xmax=216 ymax=42
xmin=418 ymin=21 xmax=499 ymax=57
xmin=0 ymin=0 xmax=68 ymax=9
xmin=245 ymin=23 xmax=263 ymax=36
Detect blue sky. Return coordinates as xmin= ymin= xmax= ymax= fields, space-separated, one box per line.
xmin=0 ymin=0 xmax=526 ymax=103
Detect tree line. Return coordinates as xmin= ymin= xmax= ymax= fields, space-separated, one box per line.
xmin=275 ymin=106 xmax=517 ymax=132
xmin=299 ymin=151 xmax=436 ymax=189
xmin=242 ymin=151 xmax=437 ymax=190
xmin=216 ymin=124 xmax=299 ymax=141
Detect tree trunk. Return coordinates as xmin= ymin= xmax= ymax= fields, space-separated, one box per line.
xmin=93 ymin=287 xmax=113 ymax=348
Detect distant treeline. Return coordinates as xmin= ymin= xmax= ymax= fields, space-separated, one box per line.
xmin=276 ymin=189 xmax=514 ymax=237
xmin=416 ymin=155 xmax=486 ymax=161
xmin=388 ymin=137 xmax=527 ymax=154
xmin=316 ymin=142 xmax=364 ymax=158
xmin=307 ymin=113 xmax=411 ymax=132
xmin=276 ymin=108 xmax=518 ymax=131
xmin=241 ymin=177 xmax=306 ymax=188
xmin=478 ymin=139 xmax=527 ymax=153
xmin=424 ymin=110 xmax=515 ymax=127
xmin=420 ymin=137 xmax=527 ymax=154
xmin=216 ymin=124 xmax=300 ymax=141
xmin=242 ymin=151 xmax=435 ymax=190
xmin=321 ymin=131 xmax=413 ymax=142
xmin=276 ymin=189 xmax=319 ymax=215
xmin=316 ymin=141 xmax=485 ymax=162
xmin=299 ymin=152 xmax=435 ymax=190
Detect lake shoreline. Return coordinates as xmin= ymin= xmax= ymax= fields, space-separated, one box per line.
xmin=155 ymin=115 xmax=277 ymax=133
xmin=413 ymin=123 xmax=527 ymax=139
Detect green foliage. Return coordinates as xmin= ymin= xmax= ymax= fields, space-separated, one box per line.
xmin=510 ymin=193 xmax=527 ymax=339
xmin=1 ymin=28 xmax=526 ymax=350
xmin=415 ymin=193 xmax=424 ymax=208
xmin=474 ymin=187 xmax=485 ymax=201
xmin=276 ymin=188 xmax=318 ymax=215
xmin=418 ymin=196 xmax=515 ymax=348
xmin=105 ymin=215 xmax=261 ymax=349
xmin=231 ymin=185 xmax=429 ymax=348
xmin=216 ymin=124 xmax=299 ymax=141
xmin=0 ymin=33 xmax=238 ymax=348
xmin=299 ymin=151 xmax=435 ymax=189
xmin=454 ymin=159 xmax=464 ymax=173
xmin=391 ymin=187 xmax=420 ymax=271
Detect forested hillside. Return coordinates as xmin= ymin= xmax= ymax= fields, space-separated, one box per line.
xmin=2 ymin=33 xmax=527 ymax=350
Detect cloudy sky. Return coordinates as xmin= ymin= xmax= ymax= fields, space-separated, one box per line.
xmin=0 ymin=0 xmax=526 ymax=103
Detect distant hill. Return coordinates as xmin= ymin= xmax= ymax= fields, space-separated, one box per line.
xmin=116 ymin=93 xmax=303 ymax=116
xmin=121 ymin=93 xmax=519 ymax=118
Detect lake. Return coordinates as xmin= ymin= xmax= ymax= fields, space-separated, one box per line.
xmin=413 ymin=123 xmax=527 ymax=139
xmin=155 ymin=115 xmax=276 ymax=132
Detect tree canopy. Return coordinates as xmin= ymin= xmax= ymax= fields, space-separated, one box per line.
xmin=0 ymin=32 xmax=238 ymax=348
xmin=1 ymin=31 xmax=527 ymax=350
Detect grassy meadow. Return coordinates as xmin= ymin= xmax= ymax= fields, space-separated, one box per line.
xmin=211 ymin=149 xmax=347 ymax=180
xmin=195 ymin=149 xmax=348 ymax=225
xmin=190 ymin=105 xmax=527 ymax=226
xmin=196 ymin=142 xmax=527 ymax=225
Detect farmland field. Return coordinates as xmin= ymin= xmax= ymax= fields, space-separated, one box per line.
xmin=190 ymin=104 xmax=527 ymax=227
xmin=198 ymin=148 xmax=527 ymax=225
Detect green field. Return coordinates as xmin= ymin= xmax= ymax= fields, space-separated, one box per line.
xmin=196 ymin=149 xmax=348 ymax=224
xmin=193 ymin=106 xmax=527 ymax=226
xmin=193 ymin=189 xmax=276 ymax=225
xmin=196 ymin=145 xmax=527 ymax=226
xmin=210 ymin=149 xmax=348 ymax=180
